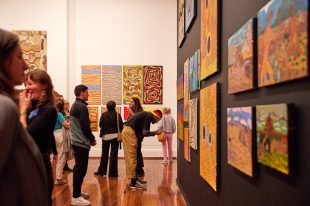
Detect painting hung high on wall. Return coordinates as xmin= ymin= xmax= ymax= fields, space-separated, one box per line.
xmin=227 ymin=107 xmax=254 ymax=177
xmin=81 ymin=65 xmax=102 ymax=105
xmin=123 ymin=65 xmax=143 ymax=104
xmin=102 ymin=65 xmax=122 ymax=105
xmin=143 ymin=66 xmax=163 ymax=104
xmin=257 ymin=0 xmax=308 ymax=87
xmin=200 ymin=83 xmax=219 ymax=191
xmin=177 ymin=74 xmax=184 ymax=100
xmin=185 ymin=0 xmax=197 ymax=32
xmin=178 ymin=0 xmax=186 ymax=47
xmin=189 ymin=49 xmax=200 ymax=93
xmin=184 ymin=127 xmax=191 ymax=162
xmin=189 ymin=98 xmax=198 ymax=150
xmin=177 ymin=101 xmax=184 ymax=141
xmin=88 ymin=106 xmax=98 ymax=132
xmin=13 ymin=30 xmax=47 ymax=71
xmin=228 ymin=18 xmax=256 ymax=94
xmin=256 ymin=103 xmax=294 ymax=175
xmin=200 ymin=0 xmax=219 ymax=80
xmin=183 ymin=59 xmax=190 ymax=122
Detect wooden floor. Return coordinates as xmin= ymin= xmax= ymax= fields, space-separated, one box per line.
xmin=52 ymin=159 xmax=187 ymax=206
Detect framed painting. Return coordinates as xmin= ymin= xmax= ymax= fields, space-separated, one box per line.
xmin=228 ymin=18 xmax=256 ymax=94
xmin=178 ymin=0 xmax=186 ymax=47
xmin=177 ymin=74 xmax=184 ymax=100
xmin=123 ymin=65 xmax=143 ymax=104
xmin=177 ymin=101 xmax=184 ymax=141
xmin=200 ymin=83 xmax=220 ymax=191
xmin=227 ymin=107 xmax=255 ymax=177
xmin=81 ymin=65 xmax=102 ymax=105
xmin=143 ymin=65 xmax=163 ymax=104
xmin=185 ymin=0 xmax=197 ymax=32
xmin=87 ymin=106 xmax=99 ymax=132
xmin=256 ymin=103 xmax=295 ymax=175
xmin=257 ymin=0 xmax=308 ymax=87
xmin=200 ymin=0 xmax=220 ymax=80
xmin=189 ymin=49 xmax=200 ymax=93
xmin=102 ymin=65 xmax=122 ymax=105
xmin=189 ymin=98 xmax=198 ymax=150
xmin=184 ymin=127 xmax=191 ymax=162
xmin=183 ymin=59 xmax=190 ymax=122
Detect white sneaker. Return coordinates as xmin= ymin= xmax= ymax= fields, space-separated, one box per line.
xmin=81 ymin=192 xmax=89 ymax=198
xmin=71 ymin=196 xmax=91 ymax=205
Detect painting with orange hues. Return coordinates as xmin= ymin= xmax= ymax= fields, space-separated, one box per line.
xmin=177 ymin=101 xmax=184 ymax=141
xmin=87 ymin=106 xmax=98 ymax=132
xmin=257 ymin=0 xmax=308 ymax=87
xmin=200 ymin=0 xmax=219 ymax=80
xmin=82 ymin=65 xmax=102 ymax=105
xmin=183 ymin=59 xmax=190 ymax=122
xmin=13 ymin=30 xmax=47 ymax=71
xmin=177 ymin=74 xmax=184 ymax=100
xmin=184 ymin=127 xmax=190 ymax=162
xmin=189 ymin=98 xmax=198 ymax=150
xmin=101 ymin=106 xmax=121 ymax=114
xmin=227 ymin=107 xmax=254 ymax=177
xmin=102 ymin=65 xmax=122 ymax=105
xmin=123 ymin=65 xmax=143 ymax=104
xmin=228 ymin=18 xmax=256 ymax=94
xmin=143 ymin=65 xmax=163 ymax=104
xmin=200 ymin=83 xmax=219 ymax=191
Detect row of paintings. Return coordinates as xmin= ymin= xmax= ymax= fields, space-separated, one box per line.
xmin=228 ymin=0 xmax=308 ymax=93
xmin=81 ymin=65 xmax=163 ymax=105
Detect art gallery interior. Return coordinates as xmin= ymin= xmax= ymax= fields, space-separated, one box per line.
xmin=1 ymin=0 xmax=310 ymax=206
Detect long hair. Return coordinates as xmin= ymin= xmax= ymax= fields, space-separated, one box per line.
xmin=0 ymin=28 xmax=19 ymax=104
xmin=26 ymin=69 xmax=55 ymax=109
xmin=55 ymin=98 xmax=65 ymax=115
xmin=130 ymin=97 xmax=143 ymax=113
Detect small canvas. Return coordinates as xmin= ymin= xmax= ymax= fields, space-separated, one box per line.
xmin=87 ymin=106 xmax=98 ymax=132
xmin=189 ymin=98 xmax=198 ymax=150
xmin=177 ymin=101 xmax=184 ymax=141
xmin=183 ymin=59 xmax=190 ymax=122
xmin=177 ymin=74 xmax=184 ymax=100
xmin=227 ymin=107 xmax=254 ymax=177
xmin=189 ymin=49 xmax=200 ymax=93
xmin=185 ymin=0 xmax=197 ymax=32
xmin=184 ymin=127 xmax=190 ymax=162
xmin=178 ymin=0 xmax=186 ymax=47
xmin=82 ymin=65 xmax=102 ymax=105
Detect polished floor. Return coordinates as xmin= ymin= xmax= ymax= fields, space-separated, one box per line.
xmin=52 ymin=159 xmax=187 ymax=206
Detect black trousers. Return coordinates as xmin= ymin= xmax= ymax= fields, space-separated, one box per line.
xmin=136 ymin=139 xmax=144 ymax=174
xmin=42 ymin=153 xmax=53 ymax=206
xmin=97 ymin=138 xmax=119 ymax=176
xmin=72 ymin=145 xmax=89 ymax=198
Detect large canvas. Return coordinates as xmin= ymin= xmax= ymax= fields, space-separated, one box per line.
xmin=257 ymin=0 xmax=308 ymax=87
xmin=183 ymin=59 xmax=190 ymax=122
xmin=184 ymin=127 xmax=190 ymax=162
xmin=227 ymin=107 xmax=254 ymax=177
xmin=189 ymin=98 xmax=198 ymax=150
xmin=177 ymin=74 xmax=184 ymax=100
xmin=200 ymin=83 xmax=219 ymax=191
xmin=81 ymin=65 xmax=102 ymax=105
xmin=256 ymin=103 xmax=294 ymax=175
xmin=178 ymin=0 xmax=186 ymax=47
xmin=87 ymin=106 xmax=98 ymax=132
xmin=200 ymin=0 xmax=219 ymax=80
xmin=228 ymin=19 xmax=256 ymax=94
xmin=123 ymin=65 xmax=143 ymax=104
xmin=189 ymin=49 xmax=200 ymax=93
xmin=185 ymin=0 xmax=197 ymax=32
xmin=102 ymin=65 xmax=122 ymax=105
xmin=143 ymin=66 xmax=163 ymax=104
xmin=177 ymin=101 xmax=184 ymax=141
xmin=13 ymin=30 xmax=47 ymax=71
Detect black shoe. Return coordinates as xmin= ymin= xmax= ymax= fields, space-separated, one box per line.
xmin=136 ymin=173 xmax=145 ymax=177
xmin=94 ymin=172 xmax=105 ymax=176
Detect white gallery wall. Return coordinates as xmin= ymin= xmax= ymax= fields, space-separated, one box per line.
xmin=0 ymin=0 xmax=177 ymax=157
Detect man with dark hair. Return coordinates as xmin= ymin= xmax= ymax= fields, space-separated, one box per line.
xmin=122 ymin=109 xmax=162 ymax=189
xmin=70 ymin=84 xmax=96 ymax=206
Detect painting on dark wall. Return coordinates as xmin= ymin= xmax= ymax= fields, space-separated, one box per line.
xmin=189 ymin=49 xmax=200 ymax=93
xmin=177 ymin=101 xmax=184 ymax=141
xmin=177 ymin=74 xmax=184 ymax=100
xmin=178 ymin=0 xmax=186 ymax=47
xmin=257 ymin=0 xmax=308 ymax=87
xmin=185 ymin=0 xmax=197 ymax=32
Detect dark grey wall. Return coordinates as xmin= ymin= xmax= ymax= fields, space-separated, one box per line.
xmin=177 ymin=0 xmax=310 ymax=205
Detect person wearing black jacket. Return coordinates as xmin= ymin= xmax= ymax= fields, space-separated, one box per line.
xmin=94 ymin=100 xmax=123 ymax=177
xmin=70 ymin=85 xmax=96 ymax=206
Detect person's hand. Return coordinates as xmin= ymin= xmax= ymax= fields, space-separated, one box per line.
xmin=155 ymin=130 xmax=162 ymax=135
xmin=52 ymin=155 xmax=58 ymax=164
xmin=91 ymin=139 xmax=97 ymax=146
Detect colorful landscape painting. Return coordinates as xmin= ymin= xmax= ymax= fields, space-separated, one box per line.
xmin=227 ymin=107 xmax=254 ymax=177
xmin=189 ymin=49 xmax=200 ymax=93
xmin=256 ymin=103 xmax=293 ymax=175
xmin=257 ymin=0 xmax=308 ymax=87
xmin=178 ymin=0 xmax=185 ymax=47
xmin=13 ymin=30 xmax=47 ymax=71
xmin=102 ymin=65 xmax=122 ymax=105
xmin=88 ymin=106 xmax=98 ymax=132
xmin=228 ymin=19 xmax=255 ymax=94
xmin=177 ymin=74 xmax=184 ymax=100
xmin=189 ymin=98 xmax=198 ymax=150
xmin=184 ymin=127 xmax=190 ymax=162
xmin=185 ymin=0 xmax=196 ymax=32
xmin=200 ymin=83 xmax=219 ymax=191
xmin=200 ymin=0 xmax=219 ymax=80
xmin=177 ymin=101 xmax=184 ymax=141
xmin=183 ymin=59 xmax=190 ymax=122
xmin=143 ymin=66 xmax=163 ymax=104
xmin=123 ymin=65 xmax=143 ymax=104
xmin=82 ymin=65 xmax=102 ymax=105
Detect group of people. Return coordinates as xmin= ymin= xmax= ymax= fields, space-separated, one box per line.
xmin=0 ymin=27 xmax=176 ymax=206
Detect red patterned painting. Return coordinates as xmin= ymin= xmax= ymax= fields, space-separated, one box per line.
xmin=143 ymin=66 xmax=163 ymax=104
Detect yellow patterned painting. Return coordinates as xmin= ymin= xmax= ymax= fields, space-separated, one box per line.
xmin=123 ymin=65 xmax=143 ymax=104
xmin=200 ymin=83 xmax=219 ymax=191
xmin=88 ymin=106 xmax=98 ymax=132
xmin=13 ymin=30 xmax=47 ymax=71
xmin=82 ymin=65 xmax=102 ymax=105
xmin=200 ymin=0 xmax=219 ymax=80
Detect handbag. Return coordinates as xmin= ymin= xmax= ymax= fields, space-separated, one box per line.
xmin=157 ymin=116 xmax=167 ymax=142
xmin=116 ymin=110 xmax=122 ymax=142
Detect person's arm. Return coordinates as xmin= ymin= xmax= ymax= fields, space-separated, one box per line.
xmin=79 ymin=106 xmax=95 ymax=142
xmin=99 ymin=114 xmax=104 ymax=137
xmin=118 ymin=113 xmax=124 ymax=131
xmin=142 ymin=114 xmax=160 ymax=137
xmin=171 ymin=117 xmax=176 ymax=134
